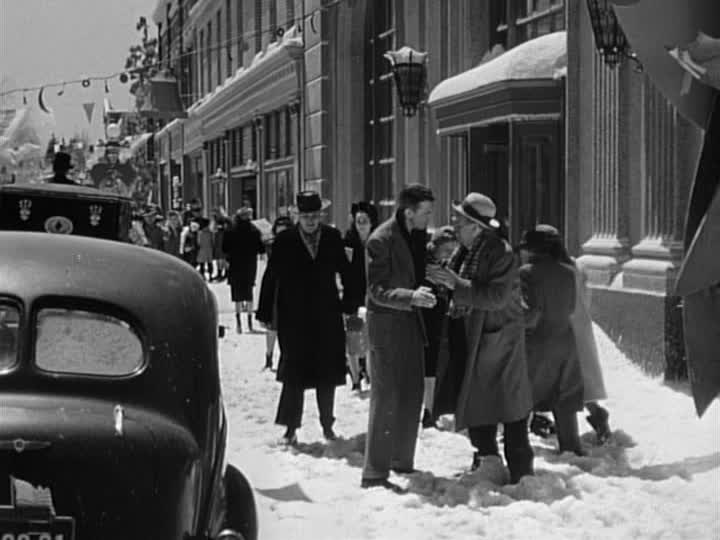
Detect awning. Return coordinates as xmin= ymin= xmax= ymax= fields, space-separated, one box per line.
xmin=428 ymin=31 xmax=567 ymax=135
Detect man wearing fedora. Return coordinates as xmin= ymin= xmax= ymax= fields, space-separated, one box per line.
xmin=257 ymin=190 xmax=357 ymax=445
xmin=361 ymin=183 xmax=437 ymax=494
xmin=431 ymin=192 xmax=534 ymax=484
xmin=48 ymin=152 xmax=77 ymax=185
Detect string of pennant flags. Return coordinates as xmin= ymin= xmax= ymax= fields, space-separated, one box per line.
xmin=0 ymin=0 xmax=345 ymax=123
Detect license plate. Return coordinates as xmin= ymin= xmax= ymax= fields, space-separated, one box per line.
xmin=0 ymin=515 xmax=75 ymax=540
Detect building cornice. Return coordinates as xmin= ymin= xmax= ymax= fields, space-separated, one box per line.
xmin=193 ymin=28 xmax=304 ymax=136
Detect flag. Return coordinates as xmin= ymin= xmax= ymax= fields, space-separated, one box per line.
xmin=82 ymin=102 xmax=95 ymax=124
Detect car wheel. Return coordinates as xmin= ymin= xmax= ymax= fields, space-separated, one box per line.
xmin=223 ymin=464 xmax=258 ymax=540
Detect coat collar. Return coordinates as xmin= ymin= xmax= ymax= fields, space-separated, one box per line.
xmin=390 ymin=215 xmax=417 ymax=284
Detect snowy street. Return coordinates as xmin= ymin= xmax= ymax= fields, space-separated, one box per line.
xmin=212 ymin=277 xmax=720 ymax=540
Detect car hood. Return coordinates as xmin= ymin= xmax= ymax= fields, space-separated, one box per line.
xmin=0 ymin=393 xmax=204 ymax=539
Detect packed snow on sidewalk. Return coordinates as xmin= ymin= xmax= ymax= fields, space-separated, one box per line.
xmin=210 ymin=283 xmax=720 ymax=540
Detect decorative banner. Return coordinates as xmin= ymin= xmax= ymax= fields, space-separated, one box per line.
xmin=82 ymin=102 xmax=95 ymax=124
xmin=38 ymin=86 xmax=53 ymax=115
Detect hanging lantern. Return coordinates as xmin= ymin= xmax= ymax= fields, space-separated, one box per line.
xmin=384 ymin=46 xmax=428 ymax=117
xmin=586 ymin=0 xmax=637 ymax=68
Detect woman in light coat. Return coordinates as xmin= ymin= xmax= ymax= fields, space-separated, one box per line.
xmin=570 ymin=261 xmax=611 ymax=443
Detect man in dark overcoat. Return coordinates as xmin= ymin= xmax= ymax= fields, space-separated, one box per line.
xmin=361 ymin=184 xmax=437 ymax=494
xmin=256 ymin=191 xmax=356 ymax=445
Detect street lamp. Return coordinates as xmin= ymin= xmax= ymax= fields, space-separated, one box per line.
xmin=586 ymin=0 xmax=638 ymax=69
xmin=384 ymin=46 xmax=428 ymax=117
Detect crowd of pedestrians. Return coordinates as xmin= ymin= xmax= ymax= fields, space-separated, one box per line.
xmin=252 ymin=185 xmax=611 ymax=494
xmin=133 ymin=185 xmax=612 ymax=494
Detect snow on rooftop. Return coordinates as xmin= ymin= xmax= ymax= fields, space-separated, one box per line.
xmin=429 ymin=31 xmax=567 ymax=105
xmin=193 ymin=25 xmax=304 ymax=116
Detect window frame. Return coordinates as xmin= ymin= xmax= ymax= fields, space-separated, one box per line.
xmin=0 ymin=298 xmax=22 ymax=375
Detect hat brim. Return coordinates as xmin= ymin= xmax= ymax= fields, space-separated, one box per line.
xmin=451 ymin=203 xmax=499 ymax=231
xmin=290 ymin=199 xmax=332 ymax=214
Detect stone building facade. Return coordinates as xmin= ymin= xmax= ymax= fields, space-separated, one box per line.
xmin=149 ymin=0 xmax=694 ymax=374
xmin=567 ymin=1 xmax=702 ymax=375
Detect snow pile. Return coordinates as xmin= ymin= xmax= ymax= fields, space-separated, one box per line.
xmin=212 ymin=275 xmax=720 ymax=540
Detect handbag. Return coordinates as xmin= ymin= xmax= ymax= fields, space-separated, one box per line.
xmin=345 ymin=314 xmax=368 ymax=357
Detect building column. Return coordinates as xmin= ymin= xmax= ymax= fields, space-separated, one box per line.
xmin=253 ymin=115 xmax=265 ymax=216
xmin=622 ymin=78 xmax=685 ymax=292
xmin=577 ymin=53 xmax=631 ymax=285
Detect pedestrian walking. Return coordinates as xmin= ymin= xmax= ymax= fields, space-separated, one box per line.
xmin=180 ymin=219 xmax=200 ymax=268
xmin=431 ymin=193 xmax=534 ymax=485
xmin=361 ymin=184 xmax=436 ymax=494
xmin=197 ymin=217 xmax=215 ymax=280
xmin=142 ymin=206 xmax=165 ymax=251
xmin=518 ymin=224 xmax=585 ymax=456
xmin=162 ymin=211 xmax=183 ymax=258
xmin=222 ymin=207 xmax=265 ymax=334
xmin=211 ymin=207 xmax=231 ymax=281
xmin=343 ymin=201 xmax=379 ymax=391
xmin=256 ymin=191 xmax=357 ymax=446
xmin=256 ymin=215 xmax=293 ymax=371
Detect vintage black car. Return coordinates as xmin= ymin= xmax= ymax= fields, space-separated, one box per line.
xmin=0 ymin=183 xmax=133 ymax=241
xmin=0 ymin=231 xmax=257 ymax=540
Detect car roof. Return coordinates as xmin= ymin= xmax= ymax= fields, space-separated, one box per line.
xmin=0 ymin=231 xmax=220 ymax=429
xmin=0 ymin=231 xmax=204 ymax=307
xmin=0 ymin=182 xmax=132 ymax=202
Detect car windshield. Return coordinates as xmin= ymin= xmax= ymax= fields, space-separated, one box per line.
xmin=35 ymin=308 xmax=144 ymax=376
xmin=0 ymin=304 xmax=20 ymax=371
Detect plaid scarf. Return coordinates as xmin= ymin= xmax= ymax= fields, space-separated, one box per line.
xmin=447 ymin=232 xmax=489 ymax=318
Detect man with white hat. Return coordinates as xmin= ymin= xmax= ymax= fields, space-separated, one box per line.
xmin=430 ymin=192 xmax=534 ymax=484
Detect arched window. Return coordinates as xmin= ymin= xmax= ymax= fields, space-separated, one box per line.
xmin=364 ymin=0 xmax=396 ymax=218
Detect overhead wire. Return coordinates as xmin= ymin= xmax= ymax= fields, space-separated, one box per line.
xmin=0 ymin=0 xmax=343 ymax=99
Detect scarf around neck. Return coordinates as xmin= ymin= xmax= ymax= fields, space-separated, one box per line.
xmin=448 ymin=232 xmax=490 ymax=318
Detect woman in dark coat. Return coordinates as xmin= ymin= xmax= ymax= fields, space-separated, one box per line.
xmin=519 ymin=224 xmax=585 ymax=456
xmin=257 ymin=215 xmax=294 ymax=370
xmin=343 ymin=201 xmax=378 ymax=390
xmin=256 ymin=191 xmax=356 ymax=445
xmin=222 ymin=207 xmax=265 ymax=334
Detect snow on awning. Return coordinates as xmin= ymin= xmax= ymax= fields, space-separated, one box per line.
xmin=428 ymin=31 xmax=567 ymax=135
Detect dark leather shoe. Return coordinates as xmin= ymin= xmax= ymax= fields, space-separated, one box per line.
xmin=391 ymin=467 xmax=419 ymax=474
xmin=360 ymin=478 xmax=407 ymax=494
xmin=586 ymin=406 xmax=611 ymax=445
xmin=323 ymin=427 xmax=338 ymax=441
xmin=421 ymin=409 xmax=437 ymax=429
